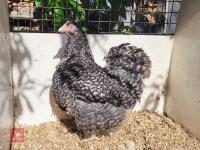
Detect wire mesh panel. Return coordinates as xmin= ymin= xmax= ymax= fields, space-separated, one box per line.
xmin=8 ymin=0 xmax=181 ymax=34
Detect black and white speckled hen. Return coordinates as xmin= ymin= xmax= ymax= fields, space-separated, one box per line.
xmin=52 ymin=20 xmax=151 ymax=137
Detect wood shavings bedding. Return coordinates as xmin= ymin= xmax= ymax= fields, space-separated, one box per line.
xmin=11 ymin=112 xmax=200 ymax=150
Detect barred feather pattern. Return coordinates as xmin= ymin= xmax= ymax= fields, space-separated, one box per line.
xmin=52 ymin=64 xmax=127 ymax=137
xmin=75 ymin=100 xmax=126 ymax=137
xmin=58 ymin=54 xmax=137 ymax=109
xmin=52 ymin=70 xmax=77 ymax=115
xmin=52 ymin=23 xmax=131 ymax=137
xmin=104 ymin=43 xmax=151 ymax=100
xmin=52 ymin=21 xmax=151 ymax=137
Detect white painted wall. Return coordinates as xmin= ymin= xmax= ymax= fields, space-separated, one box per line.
xmin=11 ymin=33 xmax=174 ymax=125
xmin=0 ymin=0 xmax=14 ymax=149
xmin=165 ymin=0 xmax=200 ymax=140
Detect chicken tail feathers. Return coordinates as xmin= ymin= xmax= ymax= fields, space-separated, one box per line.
xmin=105 ymin=43 xmax=151 ymax=79
xmin=104 ymin=43 xmax=151 ymax=100
xmin=131 ymin=47 xmax=151 ymax=78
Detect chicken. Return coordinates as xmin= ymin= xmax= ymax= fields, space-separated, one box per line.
xmin=52 ymin=20 xmax=151 ymax=137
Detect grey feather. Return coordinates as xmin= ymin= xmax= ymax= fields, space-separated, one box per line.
xmin=52 ymin=21 xmax=151 ymax=137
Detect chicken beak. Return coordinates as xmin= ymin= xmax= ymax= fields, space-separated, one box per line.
xmin=58 ymin=24 xmax=76 ymax=37
xmin=58 ymin=24 xmax=69 ymax=35
xmin=58 ymin=24 xmax=66 ymax=33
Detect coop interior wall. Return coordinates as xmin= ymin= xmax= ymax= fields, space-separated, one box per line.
xmin=10 ymin=33 xmax=174 ymax=125
xmin=0 ymin=0 xmax=14 ymax=149
xmin=165 ymin=0 xmax=200 ymax=140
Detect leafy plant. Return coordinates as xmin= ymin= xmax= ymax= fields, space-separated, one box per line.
xmin=34 ymin=0 xmax=85 ymax=31
xmin=33 ymin=0 xmax=164 ymax=33
xmin=34 ymin=0 xmax=41 ymax=7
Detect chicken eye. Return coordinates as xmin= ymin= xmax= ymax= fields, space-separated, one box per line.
xmin=74 ymin=29 xmax=78 ymax=34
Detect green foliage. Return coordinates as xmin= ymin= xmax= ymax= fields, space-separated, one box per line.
xmin=34 ymin=0 xmax=41 ymax=7
xmin=34 ymin=0 xmax=85 ymax=30
xmin=34 ymin=0 xmax=136 ymax=33
xmin=118 ymin=23 xmax=137 ymax=33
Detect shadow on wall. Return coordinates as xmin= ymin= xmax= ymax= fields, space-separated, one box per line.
xmin=89 ymin=34 xmax=108 ymax=56
xmin=142 ymin=75 xmax=166 ymax=112
xmin=11 ymin=33 xmax=34 ymax=119
xmin=0 ymin=39 xmax=12 ymax=118
xmin=53 ymin=34 xmax=108 ymax=60
xmin=11 ymin=33 xmax=68 ymax=121
xmin=53 ymin=34 xmax=67 ymax=59
xmin=0 ymin=65 xmax=11 ymax=115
